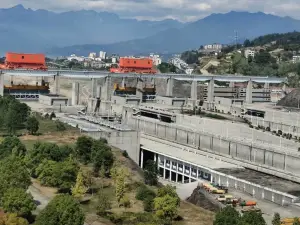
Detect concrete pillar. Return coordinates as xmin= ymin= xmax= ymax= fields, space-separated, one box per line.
xmin=264 ymin=82 xmax=270 ymax=89
xmin=91 ymin=78 xmax=97 ymax=98
xmin=207 ymin=79 xmax=214 ymax=102
xmin=140 ymin=149 xmax=144 ymax=169
xmin=191 ymin=80 xmax=198 ymax=100
xmin=96 ymin=84 xmax=101 ymax=98
xmin=71 ymin=82 xmax=79 ymax=106
xmin=136 ymin=78 xmax=144 ymax=101
xmin=229 ymin=81 xmax=235 ymax=88
xmin=154 ymin=153 xmax=157 ymax=162
xmin=121 ymin=77 xmax=126 ymax=88
xmin=246 ymin=79 xmax=253 ymax=104
xmin=176 ymin=173 xmax=178 ymax=183
xmin=0 ymin=72 xmax=4 ymax=96
xmin=101 ymin=76 xmax=110 ymax=101
xmin=54 ymin=74 xmax=60 ymax=95
xmin=166 ymin=78 xmax=174 ymax=96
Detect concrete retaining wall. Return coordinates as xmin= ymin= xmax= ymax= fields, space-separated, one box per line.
xmin=125 ymin=116 xmax=300 ymax=182
xmin=85 ymin=130 xmax=140 ymax=164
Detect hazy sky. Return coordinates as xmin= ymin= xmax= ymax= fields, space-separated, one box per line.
xmin=1 ymin=0 xmax=300 ymax=22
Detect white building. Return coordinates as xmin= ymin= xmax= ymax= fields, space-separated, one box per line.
xmin=150 ymin=54 xmax=162 ymax=66
xmin=203 ymin=43 xmax=223 ymax=52
xmin=88 ymin=52 xmax=97 ymax=58
xmin=99 ymin=51 xmax=107 ymax=60
xmin=111 ymin=57 xmax=117 ymax=64
xmin=292 ymin=56 xmax=300 ymax=64
xmin=67 ymin=54 xmax=85 ymax=62
xmin=244 ymin=49 xmax=255 ymax=59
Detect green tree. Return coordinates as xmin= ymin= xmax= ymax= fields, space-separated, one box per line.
xmin=75 ymin=136 xmax=94 ymax=163
xmin=144 ymin=160 xmax=158 ymax=186
xmin=91 ymin=140 xmax=114 ymax=175
xmin=25 ymin=142 xmax=73 ymax=176
xmin=154 ymin=194 xmax=178 ymax=224
xmin=157 ymin=185 xmax=180 ymax=207
xmin=240 ymin=211 xmax=266 ymax=225
xmin=26 ymin=116 xmax=39 ymax=135
xmin=244 ymin=39 xmax=251 ymax=47
xmin=293 ymin=218 xmax=300 ymax=225
xmin=0 ymin=136 xmax=26 ymax=158
xmin=0 ymin=156 xmax=31 ymax=198
xmin=115 ymin=169 xmax=126 ymax=204
xmin=272 ymin=213 xmax=281 ymax=225
xmin=36 ymin=158 xmax=79 ymax=189
xmin=143 ymin=197 xmax=155 ymax=212
xmin=1 ymin=188 xmax=36 ymax=217
xmin=35 ymin=194 xmax=85 ymax=225
xmin=96 ymin=191 xmax=111 ymax=216
xmin=5 ymin=107 xmax=20 ymax=134
xmin=56 ymin=121 xmax=66 ymax=131
xmin=213 ymin=206 xmax=240 ymax=225
xmin=71 ymin=170 xmax=88 ymax=198
xmin=0 ymin=213 xmax=29 ymax=225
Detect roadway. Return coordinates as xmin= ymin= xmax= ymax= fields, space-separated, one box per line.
xmin=0 ymin=69 xmax=287 ymax=83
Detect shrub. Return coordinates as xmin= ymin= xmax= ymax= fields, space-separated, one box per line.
xmin=278 ymin=130 xmax=283 ymax=135
xmin=266 ymin=127 xmax=271 ymax=131
xmin=120 ymin=195 xmax=131 ymax=208
xmin=56 ymin=121 xmax=66 ymax=131
xmin=143 ymin=197 xmax=154 ymax=212
xmin=122 ymin=150 xmax=129 ymax=158
xmin=249 ymin=125 xmax=254 ymax=128
xmin=135 ymin=186 xmax=156 ymax=201
xmin=49 ymin=112 xmax=56 ymax=120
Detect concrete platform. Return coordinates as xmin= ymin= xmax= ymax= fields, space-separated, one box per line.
xmin=141 ymin=134 xmax=243 ymax=170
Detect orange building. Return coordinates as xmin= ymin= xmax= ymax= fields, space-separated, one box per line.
xmin=1 ymin=52 xmax=47 ymax=70
xmin=110 ymin=57 xmax=156 ymax=74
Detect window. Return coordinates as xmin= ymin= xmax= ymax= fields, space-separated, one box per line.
xmin=134 ymin=61 xmax=136 ymax=64
xmin=22 ymin=56 xmax=24 ymax=59
xmin=148 ymin=61 xmax=150 ymax=64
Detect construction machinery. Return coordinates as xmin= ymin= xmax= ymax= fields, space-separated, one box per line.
xmin=0 ymin=52 xmax=47 ymax=71
xmin=241 ymin=206 xmax=261 ymax=213
xmin=110 ymin=57 xmax=156 ymax=74
xmin=281 ymin=218 xmax=300 ymax=225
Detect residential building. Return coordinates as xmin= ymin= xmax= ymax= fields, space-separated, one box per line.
xmin=292 ymin=56 xmax=300 ymax=64
xmin=67 ymin=54 xmax=85 ymax=62
xmin=99 ymin=51 xmax=107 ymax=60
xmin=150 ymin=54 xmax=162 ymax=66
xmin=244 ymin=49 xmax=255 ymax=58
xmin=88 ymin=52 xmax=97 ymax=58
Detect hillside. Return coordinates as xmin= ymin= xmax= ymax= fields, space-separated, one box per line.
xmin=49 ymin=11 xmax=300 ymax=56
xmin=0 ymin=5 xmax=182 ymax=54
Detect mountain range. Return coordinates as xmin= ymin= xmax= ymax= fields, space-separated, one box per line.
xmin=1 ymin=5 xmax=300 ymax=56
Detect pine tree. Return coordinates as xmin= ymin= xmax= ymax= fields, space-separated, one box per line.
xmin=71 ymin=171 xmax=88 ymax=198
xmin=272 ymin=213 xmax=280 ymax=225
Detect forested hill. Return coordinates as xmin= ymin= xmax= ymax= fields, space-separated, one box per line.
xmin=245 ymin=31 xmax=300 ymax=50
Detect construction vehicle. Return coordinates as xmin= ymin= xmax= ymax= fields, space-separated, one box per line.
xmin=239 ymin=200 xmax=257 ymax=207
xmin=0 ymin=52 xmax=47 ymax=71
xmin=281 ymin=218 xmax=300 ymax=225
xmin=217 ymin=194 xmax=234 ymax=203
xmin=241 ymin=206 xmax=261 ymax=213
xmin=110 ymin=57 xmax=156 ymax=74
